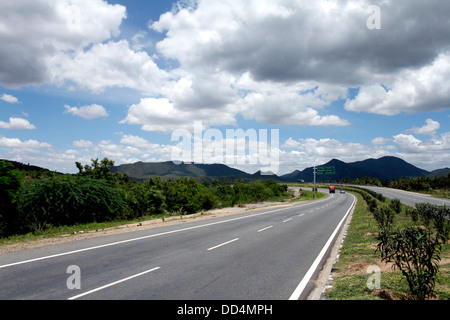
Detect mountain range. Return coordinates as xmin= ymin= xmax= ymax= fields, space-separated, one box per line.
xmin=2 ymin=156 xmax=446 ymax=183
xmin=110 ymin=156 xmax=442 ymax=183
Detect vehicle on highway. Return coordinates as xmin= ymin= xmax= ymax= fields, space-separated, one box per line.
xmin=329 ymin=186 xmax=335 ymax=193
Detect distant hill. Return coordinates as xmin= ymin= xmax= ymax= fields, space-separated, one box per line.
xmin=280 ymin=158 xmax=374 ymax=182
xmin=350 ymin=156 xmax=429 ymax=180
xmin=110 ymin=161 xmax=274 ymax=182
xmin=280 ymin=156 xmax=430 ymax=182
xmin=1 ymin=156 xmax=431 ymax=183
xmin=0 ymin=159 xmax=61 ymax=175
xmin=110 ymin=156 xmax=430 ymax=183
xmin=427 ymin=168 xmax=450 ymax=179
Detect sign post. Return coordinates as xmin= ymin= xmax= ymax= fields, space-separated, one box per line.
xmin=313 ymin=166 xmax=316 ymax=199
xmin=314 ymin=166 xmax=336 ymax=198
xmin=316 ymin=166 xmax=336 ymax=175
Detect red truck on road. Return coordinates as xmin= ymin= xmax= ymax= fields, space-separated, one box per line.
xmin=328 ymin=186 xmax=335 ymax=193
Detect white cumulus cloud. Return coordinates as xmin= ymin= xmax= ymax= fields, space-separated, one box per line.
xmin=407 ymin=119 xmax=440 ymax=136
xmin=64 ymin=104 xmax=109 ymax=120
xmin=0 ymin=0 xmax=126 ymax=88
xmin=0 ymin=136 xmax=50 ymax=150
xmin=0 ymin=117 xmax=36 ymax=129
xmin=0 ymin=94 xmax=19 ymax=104
xmin=51 ymin=40 xmax=168 ymax=95
xmin=344 ymin=53 xmax=450 ymax=115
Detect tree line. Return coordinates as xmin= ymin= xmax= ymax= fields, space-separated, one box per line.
xmin=0 ymin=159 xmax=289 ymax=237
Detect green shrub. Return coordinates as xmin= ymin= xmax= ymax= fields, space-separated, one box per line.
xmin=121 ymin=181 xmax=167 ymax=218
xmin=389 ymin=198 xmax=402 ymax=214
xmin=376 ymin=227 xmax=442 ymax=300
xmin=232 ymin=180 xmax=288 ymax=205
xmin=414 ymin=203 xmax=449 ymax=242
xmin=16 ymin=175 xmax=126 ymax=232
xmin=373 ymin=207 xmax=395 ymax=230
xmin=0 ymin=160 xmax=22 ymax=236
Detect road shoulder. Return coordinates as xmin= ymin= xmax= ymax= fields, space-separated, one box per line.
xmin=307 ymin=194 xmax=356 ymax=300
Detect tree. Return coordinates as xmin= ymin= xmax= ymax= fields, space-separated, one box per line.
xmin=76 ymin=158 xmax=116 ymax=181
xmin=0 ymin=160 xmax=22 ymax=236
xmin=121 ymin=180 xmax=167 ymax=218
xmin=16 ymin=175 xmax=126 ymax=232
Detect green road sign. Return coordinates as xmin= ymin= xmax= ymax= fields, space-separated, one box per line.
xmin=317 ymin=166 xmax=335 ymax=175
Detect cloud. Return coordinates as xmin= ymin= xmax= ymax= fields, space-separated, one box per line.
xmin=152 ymin=0 xmax=450 ymax=85
xmin=236 ymin=78 xmax=350 ymax=127
xmin=130 ymin=30 xmax=152 ymax=51
xmin=392 ymin=132 xmax=450 ymax=169
xmin=141 ymin=0 xmax=450 ymax=131
xmin=280 ymin=129 xmax=450 ymax=173
xmin=393 ymin=133 xmax=450 ymax=154
xmin=0 ymin=117 xmax=36 ymax=129
xmin=64 ymin=104 xmax=108 ymax=120
xmin=407 ymin=119 xmax=440 ymax=136
xmin=281 ymin=137 xmax=389 ymax=166
xmin=371 ymin=137 xmax=391 ymax=145
xmin=121 ymin=97 xmax=238 ymax=134
xmin=73 ymin=139 xmax=94 ymax=148
xmin=72 ymin=134 xmax=173 ymax=165
xmin=0 ymin=136 xmax=50 ymax=150
xmin=51 ymin=40 xmax=168 ymax=95
xmin=344 ymin=53 xmax=450 ymax=115
xmin=2 ymin=128 xmax=449 ymax=175
xmin=0 ymin=0 xmax=126 ymax=88
xmin=0 ymin=94 xmax=19 ymax=104
xmin=3 ymin=0 xmax=448 ymax=135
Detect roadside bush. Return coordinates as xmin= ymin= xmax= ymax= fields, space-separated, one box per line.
xmin=346 ymin=187 xmax=380 ymax=213
xmin=376 ymin=227 xmax=442 ymax=300
xmin=161 ymin=178 xmax=219 ymax=215
xmin=389 ymin=198 xmax=402 ymax=214
xmin=352 ymin=186 xmax=386 ymax=202
xmin=16 ymin=175 xmax=126 ymax=233
xmin=121 ymin=181 xmax=167 ymax=218
xmin=233 ymin=181 xmax=270 ymax=204
xmin=232 ymin=180 xmax=288 ymax=205
xmin=367 ymin=198 xmax=378 ymax=213
xmin=432 ymin=205 xmax=450 ymax=243
xmin=375 ymin=202 xmax=449 ymax=300
xmin=0 ymin=160 xmax=22 ymax=236
xmin=213 ymin=181 xmax=235 ymax=207
xmin=414 ymin=203 xmax=450 ymax=242
xmin=373 ymin=207 xmax=395 ymax=230
xmin=410 ymin=208 xmax=419 ymax=222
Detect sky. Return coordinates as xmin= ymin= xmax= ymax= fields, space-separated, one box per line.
xmin=0 ymin=0 xmax=449 ymax=175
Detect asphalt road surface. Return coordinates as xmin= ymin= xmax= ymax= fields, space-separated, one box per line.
xmin=0 ymin=191 xmax=356 ymax=300
xmin=348 ymin=185 xmax=450 ymax=207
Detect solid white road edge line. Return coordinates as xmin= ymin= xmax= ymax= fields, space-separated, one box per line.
xmin=67 ymin=267 xmax=161 ymax=300
xmin=288 ymin=194 xmax=356 ymax=300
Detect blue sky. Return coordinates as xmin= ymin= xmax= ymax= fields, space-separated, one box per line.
xmin=0 ymin=0 xmax=449 ymax=175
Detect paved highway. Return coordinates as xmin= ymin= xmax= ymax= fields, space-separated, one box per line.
xmin=347 ymin=185 xmax=450 ymax=207
xmin=0 ymin=191 xmax=355 ymax=300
